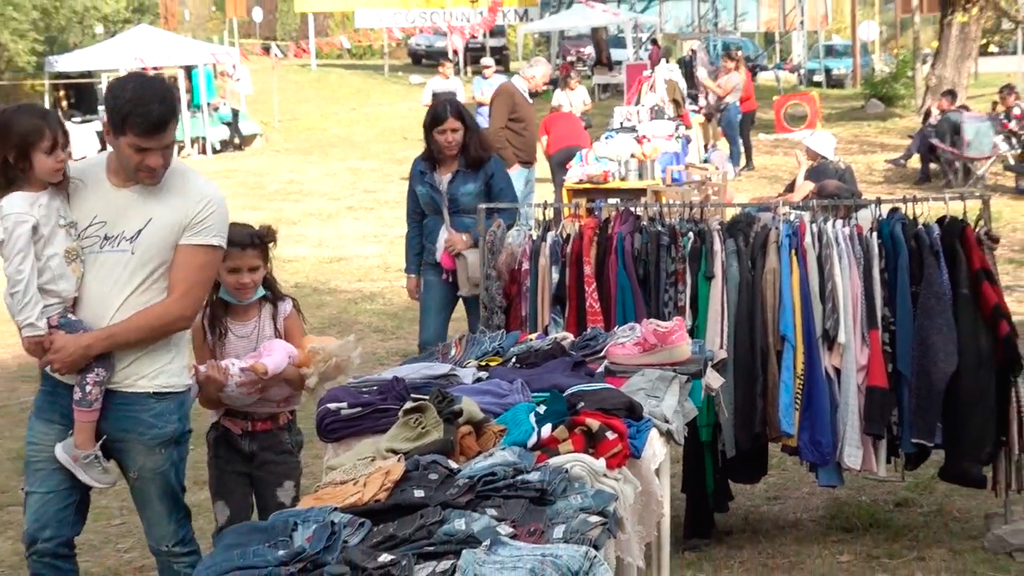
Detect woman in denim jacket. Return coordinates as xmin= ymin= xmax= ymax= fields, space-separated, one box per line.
xmin=405 ymin=100 xmax=519 ymax=353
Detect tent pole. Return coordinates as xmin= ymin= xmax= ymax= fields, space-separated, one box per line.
xmin=43 ymin=74 xmax=51 ymax=109
xmin=308 ymin=13 xmax=317 ymax=71
xmin=233 ymin=17 xmax=239 ymax=51
xmin=177 ymin=68 xmax=191 ymax=157
xmin=198 ymin=65 xmax=213 ymax=156
xmin=273 ymin=56 xmax=280 ymax=128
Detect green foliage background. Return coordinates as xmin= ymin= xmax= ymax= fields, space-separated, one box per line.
xmin=0 ymin=0 xmax=160 ymax=77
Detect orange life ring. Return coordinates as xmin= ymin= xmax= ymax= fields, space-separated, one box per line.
xmin=773 ymin=92 xmax=823 ymax=134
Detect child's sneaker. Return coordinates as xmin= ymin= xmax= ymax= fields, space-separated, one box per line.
xmin=54 ymin=435 xmax=118 ymax=488
xmin=606 ymin=317 xmax=692 ymax=366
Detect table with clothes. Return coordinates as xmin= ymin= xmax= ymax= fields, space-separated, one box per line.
xmin=195 ymin=327 xmax=708 ymax=576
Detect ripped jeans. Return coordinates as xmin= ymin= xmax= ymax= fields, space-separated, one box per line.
xmin=206 ymin=417 xmax=304 ymax=541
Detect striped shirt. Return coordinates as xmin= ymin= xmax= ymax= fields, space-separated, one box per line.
xmin=205 ymin=297 xmax=301 ymax=418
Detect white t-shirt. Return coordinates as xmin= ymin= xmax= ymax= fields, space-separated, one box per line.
xmin=552 ymin=85 xmax=592 ymax=116
xmin=422 ymin=75 xmax=466 ymax=106
xmin=0 ymin=188 xmax=82 ymax=337
xmin=58 ymin=153 xmax=229 ymax=393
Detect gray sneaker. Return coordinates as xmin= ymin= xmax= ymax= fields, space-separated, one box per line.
xmin=54 ymin=435 xmax=118 ymax=488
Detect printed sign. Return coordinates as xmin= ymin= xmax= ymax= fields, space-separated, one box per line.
xmin=296 ymin=0 xmax=537 ymax=11
xmin=354 ymin=8 xmax=541 ymax=29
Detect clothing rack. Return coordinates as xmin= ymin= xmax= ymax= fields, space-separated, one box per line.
xmin=477 ymin=192 xmax=994 ymax=289
xmin=475 ymin=192 xmax=1017 ymax=528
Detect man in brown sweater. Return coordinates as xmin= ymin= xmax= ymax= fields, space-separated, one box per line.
xmin=488 ymin=56 xmax=551 ymax=226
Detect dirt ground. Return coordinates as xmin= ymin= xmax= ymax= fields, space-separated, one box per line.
xmin=0 ymin=59 xmax=1022 ymax=574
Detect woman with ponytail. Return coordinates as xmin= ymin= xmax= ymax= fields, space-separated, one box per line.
xmin=192 ymin=222 xmax=309 ymax=537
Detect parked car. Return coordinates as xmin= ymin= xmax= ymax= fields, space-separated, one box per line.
xmin=705 ymin=35 xmax=768 ymax=76
xmin=803 ymin=40 xmax=874 ymax=89
xmin=407 ymin=26 xmax=511 ymax=70
xmin=608 ymin=34 xmax=652 ymax=65
xmin=558 ymin=34 xmax=596 ymax=74
xmin=556 ymin=32 xmax=653 ymax=69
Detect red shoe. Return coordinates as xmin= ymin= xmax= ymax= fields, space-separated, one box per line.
xmin=606 ymin=318 xmax=691 ymax=366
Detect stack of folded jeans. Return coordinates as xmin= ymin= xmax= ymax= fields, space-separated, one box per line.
xmin=315 ymin=377 xmax=411 ymax=443
xmin=471 ymin=481 xmax=619 ymax=550
xmin=344 ymin=455 xmax=477 ymax=526
xmin=401 ymin=331 xmax=522 ymax=367
xmin=194 ymin=506 xmax=371 ymax=576
xmin=569 ymin=327 xmax=614 ymax=360
xmin=455 ymin=537 xmax=612 ymax=575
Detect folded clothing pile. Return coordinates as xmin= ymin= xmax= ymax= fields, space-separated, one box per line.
xmin=315 ymin=377 xmax=411 ymax=443
xmin=194 ymin=506 xmax=371 ymax=576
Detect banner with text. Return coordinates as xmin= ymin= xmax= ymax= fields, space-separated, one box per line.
xmin=354 ymin=7 xmax=541 ymax=29
xmin=295 ymin=0 xmax=537 ymax=12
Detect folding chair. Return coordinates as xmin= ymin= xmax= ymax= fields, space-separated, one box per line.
xmin=930 ymin=112 xmax=1002 ymax=189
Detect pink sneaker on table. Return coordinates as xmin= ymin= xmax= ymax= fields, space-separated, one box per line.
xmin=605 ymin=318 xmax=692 ymax=366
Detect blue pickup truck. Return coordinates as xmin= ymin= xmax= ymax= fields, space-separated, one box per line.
xmin=804 ymin=40 xmax=874 ymax=89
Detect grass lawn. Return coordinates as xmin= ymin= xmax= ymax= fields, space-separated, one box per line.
xmin=0 ymin=59 xmax=1023 ymax=574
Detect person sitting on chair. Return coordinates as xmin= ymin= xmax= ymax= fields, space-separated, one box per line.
xmin=997 ymin=84 xmax=1024 ymax=148
xmin=886 ymin=88 xmax=957 ymax=171
xmin=917 ymin=95 xmax=972 ymax=186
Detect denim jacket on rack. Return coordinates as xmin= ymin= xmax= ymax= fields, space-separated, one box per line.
xmin=404 ymin=154 xmax=519 ymax=276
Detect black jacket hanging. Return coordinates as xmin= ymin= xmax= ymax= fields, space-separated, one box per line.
xmin=938 ymin=216 xmax=998 ymax=490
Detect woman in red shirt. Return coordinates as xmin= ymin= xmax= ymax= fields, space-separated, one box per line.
xmin=737 ymin=51 xmax=757 ymax=172
xmin=539 ymin=104 xmax=592 ymax=201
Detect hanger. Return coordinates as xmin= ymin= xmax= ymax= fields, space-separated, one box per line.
xmin=943 ymin=193 xmax=951 ymax=216
xmin=923 ymin=198 xmax=932 ymax=223
xmin=960 ymin=193 xmax=968 ymax=220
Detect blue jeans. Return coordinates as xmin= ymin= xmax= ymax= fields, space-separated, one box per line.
xmin=457 ymin=446 xmax=536 ymax=485
xmin=719 ymin=102 xmax=742 ymax=169
xmin=195 ymin=506 xmax=370 ymax=575
xmin=23 ymin=372 xmax=201 ymax=575
xmin=509 ymin=165 xmax=536 ymax=227
xmin=418 ymin=262 xmax=480 ymax=353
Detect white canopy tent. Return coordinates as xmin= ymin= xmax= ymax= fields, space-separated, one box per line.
xmin=45 ymin=24 xmax=240 ymax=156
xmin=515 ymin=2 xmax=659 ymax=61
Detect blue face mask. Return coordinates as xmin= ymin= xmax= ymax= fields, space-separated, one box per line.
xmin=218 ymin=285 xmax=266 ymax=306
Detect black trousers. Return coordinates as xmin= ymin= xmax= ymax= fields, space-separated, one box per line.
xmin=739 ymin=110 xmax=756 ymax=166
xmin=547 ymin=145 xmax=584 ymax=201
xmin=206 ymin=417 xmax=304 ymax=539
xmin=225 ymin=108 xmax=245 ymax=150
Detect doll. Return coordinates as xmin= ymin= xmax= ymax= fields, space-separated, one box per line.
xmin=197 ymin=334 xmax=361 ymax=407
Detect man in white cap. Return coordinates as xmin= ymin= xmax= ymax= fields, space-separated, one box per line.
xmin=472 ymin=57 xmax=508 ymax=129
xmin=778 ymin=130 xmax=860 ymax=202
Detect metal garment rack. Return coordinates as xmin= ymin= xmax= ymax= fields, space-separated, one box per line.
xmin=476 ymin=192 xmax=994 ymax=291
xmin=474 ymin=192 xmax=1016 ymax=527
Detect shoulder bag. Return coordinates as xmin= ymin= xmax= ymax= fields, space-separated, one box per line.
xmin=440 ymin=190 xmax=482 ymax=297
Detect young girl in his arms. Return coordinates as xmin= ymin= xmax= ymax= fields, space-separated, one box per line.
xmin=0 ymin=104 xmax=118 ymax=489
xmin=192 ymin=222 xmax=308 ymax=535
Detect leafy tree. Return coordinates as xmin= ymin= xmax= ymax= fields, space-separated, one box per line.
xmin=921 ymin=0 xmax=986 ymax=109
xmin=0 ymin=0 xmax=43 ymax=76
xmin=277 ymin=0 xmax=300 ymax=41
xmin=0 ymin=0 xmax=158 ymax=77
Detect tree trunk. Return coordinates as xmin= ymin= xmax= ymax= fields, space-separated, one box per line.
xmin=592 ymin=27 xmax=612 ymax=71
xmin=921 ymin=0 xmax=985 ymax=110
xmin=588 ymin=0 xmax=613 ymax=72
